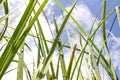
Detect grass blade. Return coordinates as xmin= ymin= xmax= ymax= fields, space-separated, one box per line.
xmin=67 ymin=44 xmax=77 ymax=79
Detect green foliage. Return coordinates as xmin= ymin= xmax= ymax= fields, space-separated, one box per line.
xmin=0 ymin=0 xmax=119 ymax=80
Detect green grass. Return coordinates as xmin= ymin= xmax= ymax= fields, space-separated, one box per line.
xmin=0 ymin=0 xmax=119 ymax=80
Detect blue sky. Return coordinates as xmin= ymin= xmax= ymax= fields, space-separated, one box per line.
xmin=56 ymin=0 xmax=120 ymax=36
xmin=0 ymin=0 xmax=120 ymax=80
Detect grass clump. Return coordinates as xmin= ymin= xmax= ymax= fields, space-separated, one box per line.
xmin=0 ymin=0 xmax=119 ymax=80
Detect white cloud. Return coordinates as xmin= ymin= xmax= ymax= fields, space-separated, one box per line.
xmin=64 ymin=4 xmax=99 ymax=32
xmin=108 ymin=37 xmax=120 ymax=77
xmin=1 ymin=0 xmax=120 ymax=80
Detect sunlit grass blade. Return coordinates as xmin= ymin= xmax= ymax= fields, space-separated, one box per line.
xmin=76 ymin=67 xmax=84 ymax=80
xmin=0 ymin=13 xmax=10 ymax=22
xmin=32 ymin=57 xmax=43 ymax=80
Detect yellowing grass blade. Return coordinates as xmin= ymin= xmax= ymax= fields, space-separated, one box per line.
xmin=67 ymin=44 xmax=77 ymax=79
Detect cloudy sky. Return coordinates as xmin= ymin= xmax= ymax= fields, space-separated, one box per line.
xmin=0 ymin=0 xmax=120 ymax=80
